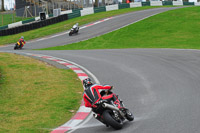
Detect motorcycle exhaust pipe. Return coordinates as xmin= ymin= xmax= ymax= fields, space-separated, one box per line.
xmin=102 ymin=103 xmax=125 ymax=117
xmin=102 ymin=103 xmax=120 ymax=111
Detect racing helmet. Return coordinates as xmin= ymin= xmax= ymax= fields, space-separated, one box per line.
xmin=21 ymin=36 xmax=24 ymax=39
xmin=83 ymin=78 xmax=93 ymax=88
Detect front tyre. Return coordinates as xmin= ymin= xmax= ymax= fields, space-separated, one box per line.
xmin=69 ymin=31 xmax=72 ymax=36
xmin=14 ymin=44 xmax=18 ymax=50
xmin=102 ymin=110 xmax=123 ymax=130
xmin=125 ymin=110 xmax=134 ymax=121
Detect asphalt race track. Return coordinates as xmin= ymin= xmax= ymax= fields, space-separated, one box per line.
xmin=1 ymin=7 xmax=200 ymax=133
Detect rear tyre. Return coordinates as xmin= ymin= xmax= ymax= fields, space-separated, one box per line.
xmin=102 ymin=110 xmax=123 ymax=130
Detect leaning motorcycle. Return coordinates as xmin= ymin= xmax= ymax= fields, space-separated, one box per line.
xmin=14 ymin=41 xmax=24 ymax=50
xmin=69 ymin=27 xmax=79 ymax=36
xmin=93 ymin=93 xmax=134 ymax=130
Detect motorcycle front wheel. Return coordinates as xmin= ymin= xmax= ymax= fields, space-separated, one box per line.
xmin=125 ymin=110 xmax=134 ymax=121
xmin=14 ymin=44 xmax=18 ymax=50
xmin=102 ymin=110 xmax=123 ymax=130
xmin=69 ymin=32 xmax=72 ymax=36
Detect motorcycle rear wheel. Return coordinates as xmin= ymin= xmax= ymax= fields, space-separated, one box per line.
xmin=102 ymin=110 xmax=123 ymax=130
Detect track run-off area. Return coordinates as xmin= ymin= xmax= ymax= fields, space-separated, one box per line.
xmin=1 ymin=7 xmax=200 ymax=133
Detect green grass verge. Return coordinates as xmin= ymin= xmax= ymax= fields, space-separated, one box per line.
xmin=0 ymin=53 xmax=83 ymax=132
xmin=40 ymin=6 xmax=200 ymax=50
xmin=0 ymin=13 xmax=33 ymax=26
xmin=0 ymin=6 xmax=162 ymax=46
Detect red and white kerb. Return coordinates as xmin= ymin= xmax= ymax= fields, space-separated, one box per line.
xmin=27 ymin=53 xmax=91 ymax=133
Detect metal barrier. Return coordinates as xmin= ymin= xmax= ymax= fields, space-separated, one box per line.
xmin=0 ymin=14 xmax=68 ymax=36
xmin=162 ymin=1 xmax=173 ymax=6
xmin=118 ymin=3 xmax=130 ymax=9
xmin=1 ymin=2 xmax=200 ymax=36
xmin=68 ymin=12 xmax=81 ymax=19
xmin=94 ymin=7 xmax=106 ymax=13
xmin=183 ymin=2 xmax=194 ymax=5
xmin=142 ymin=2 xmax=150 ymax=6
xmin=22 ymin=18 xmax=35 ymax=24
xmin=0 ymin=25 xmax=8 ymax=30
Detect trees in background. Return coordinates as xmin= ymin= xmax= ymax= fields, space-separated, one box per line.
xmin=1 ymin=0 xmax=5 ymax=11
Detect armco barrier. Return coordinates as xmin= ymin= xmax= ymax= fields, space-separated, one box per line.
xmin=61 ymin=10 xmax=72 ymax=15
xmin=142 ymin=2 xmax=150 ymax=6
xmin=68 ymin=12 xmax=81 ymax=19
xmin=173 ymin=1 xmax=183 ymax=6
xmin=183 ymin=2 xmax=194 ymax=5
xmin=150 ymin=1 xmax=162 ymax=6
xmin=106 ymin=4 xmax=119 ymax=11
xmin=49 ymin=14 xmax=53 ymax=17
xmin=162 ymin=1 xmax=173 ymax=6
xmin=1 ymin=2 xmax=200 ymax=36
xmin=22 ymin=18 xmax=36 ymax=24
xmin=81 ymin=7 xmax=94 ymax=16
xmin=119 ymin=3 xmax=130 ymax=9
xmin=94 ymin=6 xmax=106 ymax=13
xmin=8 ymin=21 xmax=22 ymax=28
xmin=72 ymin=9 xmax=83 ymax=14
xmin=195 ymin=2 xmax=200 ymax=6
xmin=130 ymin=2 xmax=142 ymax=7
xmin=0 ymin=14 xmax=68 ymax=36
xmin=0 ymin=25 xmax=8 ymax=30
xmin=68 ymin=9 xmax=81 ymax=19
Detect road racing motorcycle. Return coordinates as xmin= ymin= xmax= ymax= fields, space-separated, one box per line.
xmin=14 ymin=41 xmax=24 ymax=50
xmin=69 ymin=26 xmax=79 ymax=36
xmin=92 ymin=91 xmax=134 ymax=130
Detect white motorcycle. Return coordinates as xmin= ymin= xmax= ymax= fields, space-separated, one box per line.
xmin=69 ymin=24 xmax=79 ymax=36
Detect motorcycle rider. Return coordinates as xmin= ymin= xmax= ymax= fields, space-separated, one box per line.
xmin=72 ymin=23 xmax=79 ymax=32
xmin=82 ymin=78 xmax=125 ymax=112
xmin=83 ymin=78 xmax=134 ymax=126
xmin=19 ymin=36 xmax=26 ymax=48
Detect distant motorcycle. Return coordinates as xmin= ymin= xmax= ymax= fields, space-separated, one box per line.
xmin=69 ymin=24 xmax=79 ymax=36
xmin=14 ymin=41 xmax=24 ymax=50
xmin=93 ymin=91 xmax=134 ymax=130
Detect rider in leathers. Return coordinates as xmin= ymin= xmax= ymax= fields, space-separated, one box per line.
xmin=72 ymin=23 xmax=79 ymax=32
xmin=82 ymin=78 xmax=124 ymax=113
xmin=19 ymin=36 xmax=26 ymax=48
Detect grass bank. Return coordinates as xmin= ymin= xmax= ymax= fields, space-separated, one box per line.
xmin=40 ymin=6 xmax=200 ymax=50
xmin=0 ymin=53 xmax=83 ymax=132
xmin=0 ymin=6 xmax=162 ymax=46
xmin=0 ymin=13 xmax=33 ymax=26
